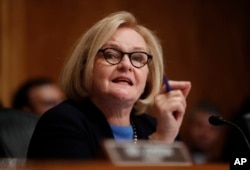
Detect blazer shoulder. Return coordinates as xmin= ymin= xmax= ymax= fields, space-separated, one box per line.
xmin=39 ymin=99 xmax=85 ymax=124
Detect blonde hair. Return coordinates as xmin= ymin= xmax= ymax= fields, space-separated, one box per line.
xmin=60 ymin=11 xmax=164 ymax=113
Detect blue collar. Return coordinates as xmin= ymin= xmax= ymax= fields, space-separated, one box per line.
xmin=110 ymin=124 xmax=133 ymax=141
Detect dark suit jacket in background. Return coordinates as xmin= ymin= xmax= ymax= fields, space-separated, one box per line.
xmin=0 ymin=108 xmax=39 ymax=158
xmin=27 ymin=98 xmax=156 ymax=159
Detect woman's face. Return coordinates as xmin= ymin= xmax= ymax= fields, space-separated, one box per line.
xmin=91 ymin=27 xmax=149 ymax=105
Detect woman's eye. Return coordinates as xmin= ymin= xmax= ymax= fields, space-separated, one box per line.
xmin=132 ymin=54 xmax=144 ymax=63
xmin=105 ymin=52 xmax=119 ymax=59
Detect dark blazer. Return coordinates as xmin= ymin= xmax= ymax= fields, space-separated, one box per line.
xmin=27 ymin=98 xmax=156 ymax=159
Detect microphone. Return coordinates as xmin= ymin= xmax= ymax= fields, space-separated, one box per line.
xmin=208 ymin=115 xmax=226 ymax=126
xmin=209 ymin=115 xmax=250 ymax=151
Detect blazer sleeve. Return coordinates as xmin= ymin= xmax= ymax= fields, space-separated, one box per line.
xmin=27 ymin=102 xmax=100 ymax=159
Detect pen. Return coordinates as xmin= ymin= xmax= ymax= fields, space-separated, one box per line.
xmin=164 ymin=76 xmax=172 ymax=92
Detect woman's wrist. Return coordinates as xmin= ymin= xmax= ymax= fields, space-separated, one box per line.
xmin=148 ymin=133 xmax=175 ymax=144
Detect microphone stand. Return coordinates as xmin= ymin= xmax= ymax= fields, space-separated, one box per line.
xmin=209 ymin=115 xmax=250 ymax=152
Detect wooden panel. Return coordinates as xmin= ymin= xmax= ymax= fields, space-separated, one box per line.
xmin=0 ymin=159 xmax=230 ymax=170
xmin=1 ymin=0 xmax=249 ymax=117
xmin=0 ymin=0 xmax=27 ymax=107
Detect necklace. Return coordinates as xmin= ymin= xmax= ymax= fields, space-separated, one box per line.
xmin=130 ymin=119 xmax=138 ymax=143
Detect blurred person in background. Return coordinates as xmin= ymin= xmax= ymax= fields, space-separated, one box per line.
xmin=183 ymin=100 xmax=223 ymax=164
xmin=12 ymin=77 xmax=65 ymax=116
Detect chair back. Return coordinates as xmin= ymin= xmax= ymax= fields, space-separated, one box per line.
xmin=0 ymin=108 xmax=39 ymax=158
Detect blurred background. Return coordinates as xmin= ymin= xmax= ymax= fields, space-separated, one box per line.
xmin=0 ymin=0 xmax=249 ymax=161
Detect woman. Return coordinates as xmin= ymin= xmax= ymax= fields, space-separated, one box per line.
xmin=27 ymin=11 xmax=191 ymax=159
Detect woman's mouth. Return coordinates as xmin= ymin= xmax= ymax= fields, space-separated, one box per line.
xmin=112 ymin=77 xmax=133 ymax=86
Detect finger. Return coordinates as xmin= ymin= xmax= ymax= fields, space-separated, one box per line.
xmin=168 ymin=81 xmax=191 ymax=98
xmin=154 ymin=91 xmax=186 ymax=117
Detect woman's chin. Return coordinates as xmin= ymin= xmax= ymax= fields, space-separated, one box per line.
xmin=111 ymin=92 xmax=137 ymax=103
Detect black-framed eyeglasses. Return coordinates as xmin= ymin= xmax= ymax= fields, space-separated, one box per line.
xmin=98 ymin=48 xmax=152 ymax=68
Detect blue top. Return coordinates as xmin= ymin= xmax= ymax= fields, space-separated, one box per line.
xmin=110 ymin=124 xmax=133 ymax=141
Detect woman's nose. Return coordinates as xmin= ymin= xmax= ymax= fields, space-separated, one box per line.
xmin=117 ymin=55 xmax=133 ymax=71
